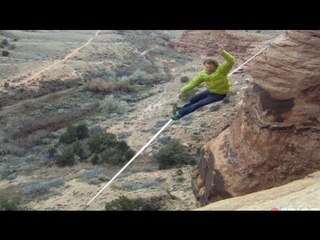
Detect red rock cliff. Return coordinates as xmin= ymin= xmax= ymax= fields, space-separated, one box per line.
xmin=191 ymin=30 xmax=320 ymax=206
xmin=175 ymin=30 xmax=272 ymax=60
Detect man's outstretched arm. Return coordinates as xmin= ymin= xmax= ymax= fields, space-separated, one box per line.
xmin=218 ymin=49 xmax=235 ymax=75
xmin=179 ymin=72 xmax=204 ymax=94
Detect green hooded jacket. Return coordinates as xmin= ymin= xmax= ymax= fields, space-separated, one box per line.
xmin=180 ymin=50 xmax=235 ymax=95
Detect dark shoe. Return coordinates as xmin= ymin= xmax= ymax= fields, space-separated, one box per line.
xmin=171 ymin=111 xmax=181 ymax=121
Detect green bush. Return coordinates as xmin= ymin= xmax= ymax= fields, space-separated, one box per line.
xmin=128 ymin=70 xmax=153 ymax=85
xmin=117 ymin=141 xmax=135 ymax=155
xmin=59 ymin=124 xmax=89 ymax=144
xmin=56 ymin=145 xmax=75 ymax=167
xmin=105 ymin=196 xmax=151 ymax=211
xmin=0 ymin=194 xmax=20 ymax=210
xmin=88 ymin=132 xmax=135 ymax=165
xmin=76 ymin=124 xmax=89 ymax=139
xmin=102 ymin=95 xmax=129 ymax=114
xmin=155 ymin=139 xmax=196 ymax=169
xmin=88 ymin=132 xmax=117 ymax=154
xmin=91 ymin=155 xmax=100 ymax=165
xmin=100 ymin=148 xmax=126 ymax=165
xmin=2 ymin=50 xmax=9 ymax=57
xmin=48 ymin=145 xmax=56 ymax=158
xmin=59 ymin=126 xmax=78 ymax=144
xmin=56 ymin=141 xmax=84 ymax=167
xmin=114 ymin=80 xmax=136 ymax=93
xmin=95 ymin=141 xmax=134 ymax=165
xmin=0 ymin=39 xmax=9 ymax=47
xmin=72 ymin=141 xmax=84 ymax=159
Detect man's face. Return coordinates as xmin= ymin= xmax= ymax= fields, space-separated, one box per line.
xmin=205 ymin=63 xmax=216 ymax=73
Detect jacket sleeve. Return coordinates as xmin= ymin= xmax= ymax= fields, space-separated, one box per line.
xmin=180 ymin=72 xmax=204 ymax=93
xmin=218 ymin=50 xmax=235 ymax=75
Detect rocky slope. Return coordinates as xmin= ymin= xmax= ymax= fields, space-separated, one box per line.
xmin=192 ymin=30 xmax=320 ymax=206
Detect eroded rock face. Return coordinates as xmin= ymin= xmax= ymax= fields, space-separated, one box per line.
xmin=175 ymin=30 xmax=272 ymax=60
xmin=192 ymin=30 xmax=320 ymax=206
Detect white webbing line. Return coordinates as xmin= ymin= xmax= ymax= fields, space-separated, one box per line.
xmin=84 ymin=119 xmax=173 ymax=210
xmin=228 ymin=42 xmax=272 ymax=76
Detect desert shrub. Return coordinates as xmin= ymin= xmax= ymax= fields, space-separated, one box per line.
xmin=88 ymin=132 xmax=135 ymax=165
xmin=114 ymin=80 xmax=136 ymax=93
xmin=48 ymin=145 xmax=56 ymax=158
xmin=75 ymin=124 xmax=89 ymax=139
xmin=56 ymin=141 xmax=84 ymax=167
xmin=117 ymin=141 xmax=134 ymax=154
xmin=59 ymin=124 xmax=89 ymax=144
xmin=1 ymin=143 xmax=26 ymax=156
xmin=72 ymin=141 xmax=84 ymax=158
xmin=180 ymin=76 xmax=190 ymax=83
xmin=101 ymin=95 xmax=129 ymax=114
xmin=56 ymin=144 xmax=75 ymax=167
xmin=155 ymin=139 xmax=196 ymax=169
xmin=100 ymin=148 xmax=126 ymax=165
xmin=15 ymin=130 xmax=49 ymax=148
xmin=9 ymin=105 xmax=97 ymax=141
xmin=0 ymin=194 xmax=20 ymax=210
xmin=105 ymin=196 xmax=151 ymax=211
xmin=91 ymin=141 xmax=135 ymax=165
xmin=91 ymin=155 xmax=100 ymax=165
xmin=88 ymin=132 xmax=117 ymax=154
xmin=83 ymin=68 xmax=116 ymax=81
xmin=0 ymin=39 xmax=8 ymax=47
xmin=2 ymin=50 xmax=9 ymax=57
xmin=85 ymin=79 xmax=113 ymax=93
xmin=99 ymin=141 xmax=134 ymax=165
xmin=128 ymin=70 xmax=153 ymax=85
xmin=59 ymin=126 xmax=77 ymax=144
xmin=22 ymin=178 xmax=64 ymax=197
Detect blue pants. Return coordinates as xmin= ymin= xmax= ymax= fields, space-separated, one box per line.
xmin=178 ymin=90 xmax=226 ymax=118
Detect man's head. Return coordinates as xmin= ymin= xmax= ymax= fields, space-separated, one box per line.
xmin=203 ymin=59 xmax=218 ymax=73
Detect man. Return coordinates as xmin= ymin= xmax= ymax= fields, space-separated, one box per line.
xmin=171 ymin=45 xmax=235 ymax=120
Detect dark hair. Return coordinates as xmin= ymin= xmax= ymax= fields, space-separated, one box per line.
xmin=203 ymin=59 xmax=218 ymax=67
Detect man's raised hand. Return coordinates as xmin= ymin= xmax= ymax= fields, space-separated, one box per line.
xmin=218 ymin=44 xmax=224 ymax=52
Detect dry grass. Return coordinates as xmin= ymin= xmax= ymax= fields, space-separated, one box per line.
xmin=114 ymin=80 xmax=135 ymax=93
xmin=85 ymin=79 xmax=114 ymax=93
xmin=85 ymin=78 xmax=136 ymax=93
xmin=4 ymin=103 xmax=99 ymax=153
xmin=9 ymin=104 xmax=99 ymax=140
